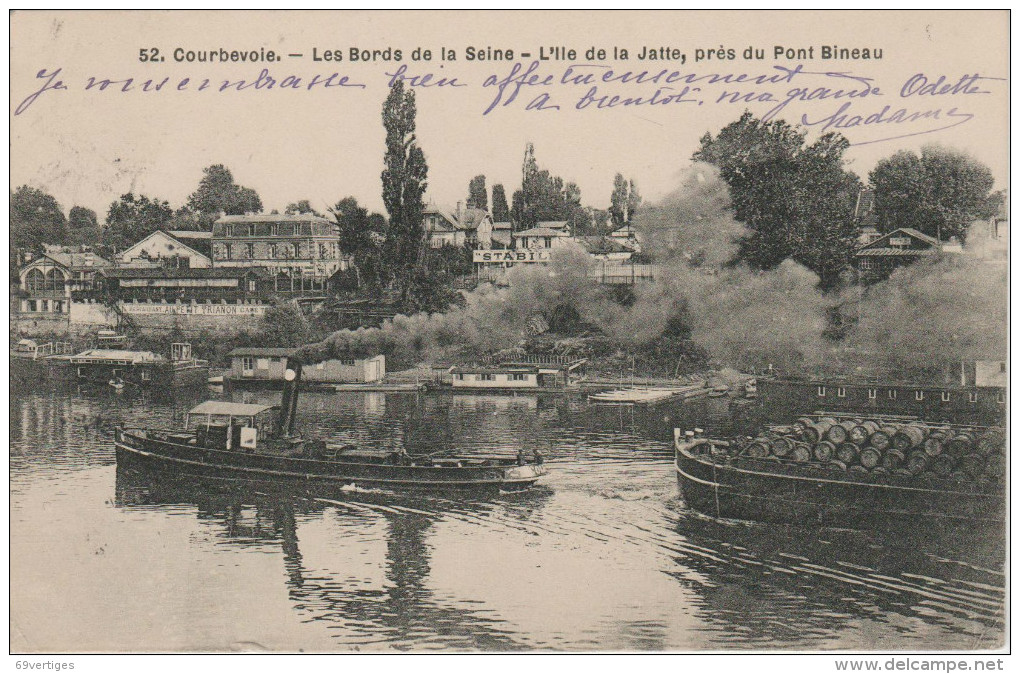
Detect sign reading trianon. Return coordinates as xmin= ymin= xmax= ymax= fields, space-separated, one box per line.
xmin=120 ymin=303 xmax=268 ymax=316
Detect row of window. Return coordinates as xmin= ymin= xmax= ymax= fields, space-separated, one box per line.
xmin=222 ymin=223 xmax=328 ymax=237
xmin=454 ymin=373 xmax=530 ymax=381
xmin=816 ymin=386 xmax=1003 ymax=403
xmin=240 ymin=356 xmax=356 ymax=371
xmin=23 ymin=299 xmax=65 ymax=313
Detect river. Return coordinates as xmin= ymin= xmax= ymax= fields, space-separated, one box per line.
xmin=9 ymin=386 xmax=1005 ymax=652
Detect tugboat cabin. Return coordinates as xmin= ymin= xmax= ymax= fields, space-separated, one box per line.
xmin=185 ymin=401 xmax=279 ymax=451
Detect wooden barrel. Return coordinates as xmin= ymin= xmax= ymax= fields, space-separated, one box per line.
xmin=869 ymin=428 xmax=893 ymax=451
xmin=881 ymin=448 xmax=905 ymax=470
xmin=871 ymin=466 xmax=889 ymax=475
xmin=893 ymin=424 xmax=928 ymax=451
xmin=859 ymin=447 xmax=882 ymax=469
xmin=789 ymin=443 xmax=812 ymax=463
xmin=850 ymin=420 xmax=879 ymax=444
xmin=802 ymin=419 xmax=834 ymax=444
xmin=813 ymin=441 xmax=836 ymax=462
xmin=849 ymin=465 xmax=870 ymax=478
xmin=923 ymin=429 xmax=949 ymax=457
xmin=836 ymin=442 xmax=860 ymax=464
xmin=976 ymin=429 xmax=1005 ymax=456
xmin=825 ymin=423 xmax=849 ymax=445
xmin=770 ymin=435 xmax=793 ymax=458
xmin=906 ymin=450 xmax=929 ymax=476
xmin=824 ymin=460 xmax=848 ymax=472
xmin=928 ymin=454 xmax=955 ymax=477
xmin=795 ymin=416 xmax=815 ymax=430
xmin=947 ymin=431 xmax=977 ymax=456
xmin=746 ymin=439 xmax=771 ymax=459
xmin=959 ymin=453 xmax=986 ymax=479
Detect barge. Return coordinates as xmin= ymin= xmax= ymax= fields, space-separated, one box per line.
xmin=674 ymin=417 xmax=1005 ymax=529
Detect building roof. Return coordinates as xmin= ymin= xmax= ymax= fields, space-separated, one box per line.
xmin=424 ymin=204 xmax=492 ymax=232
xmin=451 ymin=365 xmax=539 ymax=375
xmin=574 ymin=236 xmax=632 ymax=255
xmin=854 ymin=189 xmax=877 ymax=228
xmin=215 ymin=214 xmax=332 ymax=224
xmin=69 ymin=349 xmax=164 ymax=363
xmin=492 ymin=221 xmax=512 ymax=230
xmin=536 ymin=221 xmax=568 ymax=230
xmin=120 ymin=230 xmax=213 ymax=263
xmin=188 ymin=401 xmax=276 ymax=417
xmin=227 ymin=347 xmax=295 ymax=358
xmin=31 ymin=250 xmax=113 ymax=270
xmin=856 ymin=227 xmax=941 ymax=257
xmin=101 ymin=267 xmax=267 ymax=279
xmin=168 ymin=230 xmax=213 ymax=239
xmin=514 ymin=227 xmax=571 ymax=238
xmin=459 ymin=208 xmax=491 ymax=229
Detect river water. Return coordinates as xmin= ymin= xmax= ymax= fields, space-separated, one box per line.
xmin=10 ymin=386 xmax=1006 ymax=652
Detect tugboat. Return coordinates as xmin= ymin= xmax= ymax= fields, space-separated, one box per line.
xmin=115 ymin=358 xmax=547 ymax=492
xmin=674 ymin=415 xmax=1005 ymax=529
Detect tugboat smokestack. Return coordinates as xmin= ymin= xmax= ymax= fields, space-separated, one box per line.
xmin=277 ymin=357 xmax=303 ymax=438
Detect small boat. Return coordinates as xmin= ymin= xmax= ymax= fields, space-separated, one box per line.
xmin=707 ymin=384 xmax=730 ymax=398
xmin=108 ymin=377 xmax=126 ymax=391
xmin=674 ymin=420 xmax=1005 ymax=529
xmin=116 ymin=358 xmax=547 ymax=492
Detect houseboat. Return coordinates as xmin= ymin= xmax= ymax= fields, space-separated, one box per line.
xmin=449 ymin=357 xmax=588 ymax=391
xmin=10 ymin=339 xmax=76 ymax=381
xmin=69 ymin=342 xmax=209 ymax=388
xmin=224 ymin=347 xmax=386 ymax=389
xmin=674 ymin=417 xmax=1005 ymax=529
xmin=758 ymin=374 xmax=1006 ymax=426
xmin=115 ymin=358 xmax=547 ymax=492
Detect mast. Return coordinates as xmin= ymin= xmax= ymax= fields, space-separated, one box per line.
xmin=277 ymin=356 xmax=303 ymax=438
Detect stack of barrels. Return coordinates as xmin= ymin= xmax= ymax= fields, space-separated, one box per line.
xmin=741 ymin=417 xmax=1006 ymax=484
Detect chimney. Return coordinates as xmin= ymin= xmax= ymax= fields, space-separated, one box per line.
xmin=456 ymin=201 xmax=463 ymax=223
xmin=276 ymin=356 xmax=303 ymax=438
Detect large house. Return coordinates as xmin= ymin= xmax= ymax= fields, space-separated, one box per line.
xmin=18 ymin=249 xmax=112 ymax=315
xmin=211 ymin=214 xmax=346 ymax=292
xmin=118 ymin=230 xmax=213 ymax=269
xmin=424 ymin=202 xmax=494 ymax=248
xmin=854 ymin=227 xmax=942 ymax=284
xmin=226 ymin=347 xmax=385 ymax=385
xmin=513 ymin=221 xmax=572 ymax=249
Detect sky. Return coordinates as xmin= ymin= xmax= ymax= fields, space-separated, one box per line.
xmin=10 ymin=10 xmax=1009 ymax=220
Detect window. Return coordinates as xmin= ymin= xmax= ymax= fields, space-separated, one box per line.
xmin=455 ymin=373 xmax=464 ymax=381
xmin=480 ymin=374 xmax=495 ymax=381
xmin=246 ymin=243 xmax=254 ymax=258
xmin=817 ymin=386 xmax=826 ymax=397
xmin=511 ymin=373 xmax=528 ymax=382
xmin=141 ymin=370 xmax=151 ymax=381
xmin=319 ymin=243 xmax=328 ymax=259
xmin=248 ymin=224 xmax=256 ymax=236
xmin=997 ymin=391 xmax=1005 ymax=403
xmin=25 ymin=268 xmax=45 ymax=294
xmin=915 ymin=390 xmax=924 ymax=401
xmin=41 ymin=300 xmax=48 ymax=311
xmin=271 ymin=224 xmax=279 ymax=236
xmin=339 ymin=358 xmax=355 ymax=366
xmin=868 ymin=388 xmax=877 ymax=400
xmin=270 ymin=244 xmax=277 ymax=258
xmin=969 ymin=391 xmax=978 ymax=403
xmin=859 ymin=258 xmax=874 ymax=271
xmin=241 ymin=356 xmax=254 ymax=373
xmin=544 ymin=237 xmax=552 ymax=247
xmin=837 ymin=387 xmax=846 ymax=398
xmin=1001 ymin=363 xmax=1007 ymax=373
xmin=941 ymin=391 xmax=950 ymax=402
xmin=888 ymin=389 xmax=897 ymax=400
xmin=225 ymin=244 xmax=233 ymax=259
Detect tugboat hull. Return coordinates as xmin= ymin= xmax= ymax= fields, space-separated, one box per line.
xmin=116 ymin=430 xmax=546 ymax=493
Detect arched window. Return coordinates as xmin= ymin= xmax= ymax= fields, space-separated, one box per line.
xmin=25 ymin=268 xmax=45 ymax=294
xmin=46 ymin=268 xmax=65 ymax=293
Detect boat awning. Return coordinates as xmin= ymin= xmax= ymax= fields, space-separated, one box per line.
xmin=187 ymin=401 xmax=275 ymax=417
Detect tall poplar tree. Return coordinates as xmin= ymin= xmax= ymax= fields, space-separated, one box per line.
xmin=381 ymin=80 xmax=428 ymax=278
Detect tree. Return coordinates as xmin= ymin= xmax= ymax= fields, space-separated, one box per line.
xmin=67 ymin=206 xmax=100 ymax=246
xmin=491 ymin=184 xmax=510 ymax=222
xmin=510 ymin=143 xmax=588 ymax=231
xmin=609 ymin=173 xmax=642 ymax=227
xmin=10 ymin=186 xmax=68 ymax=251
xmin=256 ymin=301 xmax=312 ymax=348
xmin=380 ymin=79 xmax=429 ymax=284
xmin=467 ymin=175 xmax=488 ymax=211
xmin=870 ymin=145 xmax=997 ymax=242
xmin=330 ymin=196 xmax=386 ymax=289
xmin=694 ymin=111 xmax=861 ymax=290
xmin=285 ymin=199 xmax=323 ymax=217
xmin=102 ymin=193 xmax=175 ymax=251
xmin=186 ymin=164 xmax=263 ymax=216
